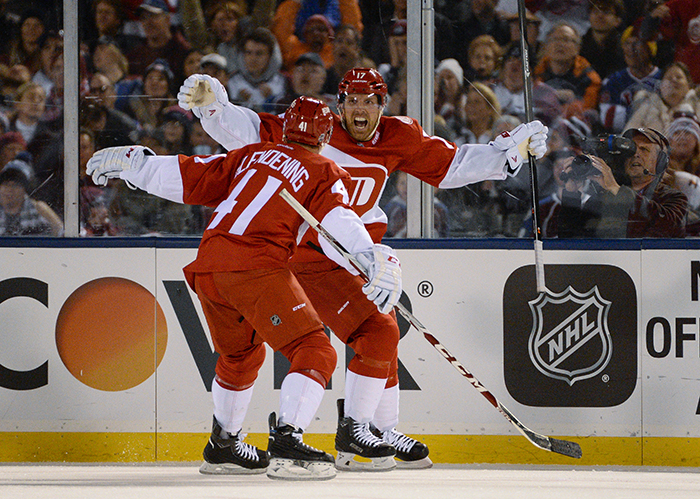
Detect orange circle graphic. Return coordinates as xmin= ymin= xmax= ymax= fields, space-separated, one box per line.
xmin=55 ymin=277 xmax=168 ymax=391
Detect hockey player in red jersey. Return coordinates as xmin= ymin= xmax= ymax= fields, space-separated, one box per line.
xmin=85 ymin=96 xmax=403 ymax=481
xmin=177 ymin=68 xmax=549 ymax=471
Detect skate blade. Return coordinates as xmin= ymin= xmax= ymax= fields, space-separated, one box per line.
xmin=396 ymin=456 xmax=433 ymax=469
xmin=266 ymin=458 xmax=336 ymax=481
xmin=199 ymin=461 xmax=267 ymax=475
xmin=335 ymin=452 xmax=396 ymax=472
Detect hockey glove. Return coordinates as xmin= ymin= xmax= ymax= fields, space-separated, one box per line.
xmin=86 ymin=145 xmax=155 ymax=186
xmin=177 ymin=74 xmax=229 ymax=119
xmin=355 ymin=244 xmax=402 ymax=314
xmin=490 ymin=120 xmax=549 ymax=172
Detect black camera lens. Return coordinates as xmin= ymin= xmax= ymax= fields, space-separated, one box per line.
xmin=560 ymin=155 xmax=598 ymax=182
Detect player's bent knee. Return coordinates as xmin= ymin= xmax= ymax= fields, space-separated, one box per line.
xmin=215 ymin=342 xmax=266 ymax=388
xmin=279 ymin=328 xmax=337 ymax=387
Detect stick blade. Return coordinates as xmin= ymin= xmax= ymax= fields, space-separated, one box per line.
xmin=548 ymin=437 xmax=582 ymax=459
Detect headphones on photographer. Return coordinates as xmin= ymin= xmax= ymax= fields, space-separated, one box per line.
xmin=622 ymin=127 xmax=670 ymax=176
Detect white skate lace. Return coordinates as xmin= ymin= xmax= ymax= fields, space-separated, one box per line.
xmin=352 ymin=422 xmax=385 ymax=448
xmin=383 ymin=429 xmax=415 ymax=453
xmin=234 ymin=434 xmax=260 ymax=462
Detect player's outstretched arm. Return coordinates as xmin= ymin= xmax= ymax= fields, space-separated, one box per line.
xmin=86 ymin=146 xmax=185 ymax=203
xmin=178 ymin=74 xmax=262 ymax=151
xmin=437 ymin=120 xmax=548 ymax=188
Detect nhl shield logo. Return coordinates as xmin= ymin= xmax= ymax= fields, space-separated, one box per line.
xmin=528 ymin=286 xmax=613 ymax=386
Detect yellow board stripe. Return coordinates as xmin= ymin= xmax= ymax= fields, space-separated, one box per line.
xmin=1 ymin=433 xmax=699 ymax=467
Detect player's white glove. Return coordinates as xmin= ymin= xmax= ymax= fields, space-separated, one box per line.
xmin=85 ymin=145 xmax=155 ymax=186
xmin=355 ymin=244 xmax=402 ymax=314
xmin=490 ymin=120 xmax=549 ymax=172
xmin=177 ymin=74 xmax=229 ymax=119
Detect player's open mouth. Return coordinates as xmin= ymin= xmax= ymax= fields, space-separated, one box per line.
xmin=354 ymin=117 xmax=368 ymax=129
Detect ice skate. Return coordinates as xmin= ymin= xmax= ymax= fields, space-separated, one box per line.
xmin=371 ymin=424 xmax=432 ymax=469
xmin=334 ymin=399 xmax=396 ymax=471
xmin=199 ymin=417 xmax=269 ymax=475
xmin=266 ymin=412 xmax=336 ymax=481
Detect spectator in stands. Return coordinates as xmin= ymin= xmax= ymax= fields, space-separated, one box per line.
xmin=645 ymin=0 xmax=700 ymax=84
xmin=8 ymin=81 xmax=54 ymax=160
xmin=383 ymin=66 xmax=408 ymax=118
xmin=124 ymin=59 xmax=177 ymax=134
xmin=493 ymin=45 xmax=562 ymax=127
xmin=558 ymin=128 xmax=688 ymax=238
xmin=464 ymin=34 xmax=503 ymax=84
xmin=525 ymin=0 xmax=590 ymax=41
xmin=157 ymin=107 xmax=193 ymax=156
xmin=79 ymin=128 xmax=119 ymax=237
xmin=503 ymin=9 xmax=542 ymax=63
xmin=82 ymin=73 xmax=140 ymax=149
xmin=126 ymin=0 xmax=191 ymax=83
xmin=1 ymin=9 xmax=46 ymax=75
xmin=0 ymin=157 xmax=62 ymax=236
xmin=89 ymin=0 xmax=142 ymax=55
xmin=598 ymin=25 xmax=663 ymax=133
xmin=384 ymin=171 xmax=450 ymax=238
xmin=32 ymin=31 xmax=62 ymax=97
xmin=275 ymin=52 xmax=334 ymax=110
xmin=0 ymin=132 xmax=27 ymax=169
xmin=625 ymin=62 xmax=699 ymax=133
xmin=533 ymin=22 xmax=602 ymax=113
xmin=274 ymin=11 xmax=336 ymax=71
xmin=377 ymin=20 xmax=407 ymax=95
xmin=182 ymin=48 xmax=205 ymax=79
xmin=434 ymin=58 xmax=466 ymax=136
xmin=458 ymin=82 xmax=501 ymax=145
xmin=323 ymin=24 xmax=374 ymax=95
xmin=452 ymin=0 xmax=510 ymax=71
xmin=190 ymin=120 xmax=225 ymax=156
xmin=227 ymin=27 xmax=287 ymax=113
xmin=205 ymin=0 xmax=246 ymax=75
xmin=666 ymin=112 xmax=700 ymax=176
xmin=200 ymin=53 xmax=230 ymax=90
xmin=579 ymin=0 xmax=626 ymax=80
xmin=362 ymin=0 xmax=454 ymax=66
xmin=91 ymin=40 xmax=138 ymax=112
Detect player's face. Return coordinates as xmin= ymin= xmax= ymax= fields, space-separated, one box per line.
xmin=339 ymin=93 xmax=383 ymax=142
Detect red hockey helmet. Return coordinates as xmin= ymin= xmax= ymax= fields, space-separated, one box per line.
xmin=337 ymin=68 xmax=388 ymax=106
xmin=282 ymin=96 xmax=334 ymax=147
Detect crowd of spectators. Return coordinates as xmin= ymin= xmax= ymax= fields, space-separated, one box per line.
xmin=0 ymin=0 xmax=698 ymax=238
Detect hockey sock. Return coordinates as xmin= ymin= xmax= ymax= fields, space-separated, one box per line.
xmin=372 ymin=384 xmax=399 ymax=432
xmin=212 ymin=379 xmax=254 ymax=435
xmin=344 ymin=370 xmax=387 ymax=424
xmin=278 ymin=372 xmax=325 ymax=431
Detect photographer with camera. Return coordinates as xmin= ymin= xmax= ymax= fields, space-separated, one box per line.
xmin=558 ymin=128 xmax=688 ymax=238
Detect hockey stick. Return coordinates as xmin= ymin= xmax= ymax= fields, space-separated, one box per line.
xmin=517 ymin=0 xmax=547 ymax=294
xmin=279 ymin=188 xmax=582 ymax=459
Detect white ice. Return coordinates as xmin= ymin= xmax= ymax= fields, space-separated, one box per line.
xmin=1 ymin=464 xmax=700 ymax=499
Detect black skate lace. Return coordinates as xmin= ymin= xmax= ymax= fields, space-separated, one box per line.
xmin=383 ymin=429 xmax=415 ymax=453
xmin=352 ymin=422 xmax=385 ymax=447
xmin=235 ymin=435 xmax=260 ymax=462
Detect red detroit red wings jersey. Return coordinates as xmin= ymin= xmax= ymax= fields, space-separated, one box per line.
xmin=256 ymin=112 xmax=458 ymax=261
xmin=179 ymin=142 xmax=353 ymax=273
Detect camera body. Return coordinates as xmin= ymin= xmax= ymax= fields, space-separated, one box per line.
xmin=560 ymin=135 xmax=637 ymax=182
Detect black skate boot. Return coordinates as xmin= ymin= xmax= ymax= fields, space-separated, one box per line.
xmin=199 ymin=416 xmax=269 ymax=475
xmin=266 ymin=412 xmax=336 ymax=481
xmin=334 ymin=399 xmax=396 ymax=471
xmin=370 ymin=424 xmax=432 ymax=469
